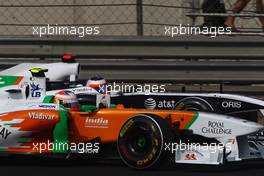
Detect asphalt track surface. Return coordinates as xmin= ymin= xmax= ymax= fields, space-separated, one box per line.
xmin=1 ymin=157 xmax=264 ymax=176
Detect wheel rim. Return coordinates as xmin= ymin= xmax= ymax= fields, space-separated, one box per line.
xmin=118 ymin=115 xmax=166 ymax=169
xmin=127 ymin=126 xmax=152 ymax=156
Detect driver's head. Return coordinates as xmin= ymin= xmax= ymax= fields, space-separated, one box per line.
xmin=54 ymin=90 xmax=80 ymax=111
xmin=86 ymin=76 xmax=108 ymax=94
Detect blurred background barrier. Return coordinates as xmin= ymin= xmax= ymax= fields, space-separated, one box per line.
xmin=2 ymin=56 xmax=264 ymax=96
xmin=0 ymin=0 xmax=263 ymax=96
xmin=0 ymin=0 xmax=263 ymax=36
xmin=0 ymin=35 xmax=264 ymax=89
xmin=0 ymin=35 xmax=263 ymax=59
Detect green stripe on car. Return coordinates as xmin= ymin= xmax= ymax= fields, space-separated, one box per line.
xmin=185 ymin=112 xmax=199 ymax=129
xmin=3 ymin=123 xmax=16 ymax=126
xmin=43 ymin=96 xmax=54 ymax=103
xmin=0 ymin=76 xmax=20 ymax=88
xmin=53 ymin=109 xmax=69 ymax=154
xmin=0 ymin=148 xmax=7 ymax=152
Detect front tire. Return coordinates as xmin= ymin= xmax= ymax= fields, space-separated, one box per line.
xmin=117 ymin=114 xmax=173 ymax=169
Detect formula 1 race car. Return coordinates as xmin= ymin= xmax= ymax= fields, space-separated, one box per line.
xmin=47 ymin=77 xmax=264 ymax=124
xmin=3 ymin=58 xmax=264 ymax=121
xmin=0 ymin=69 xmax=264 ymax=169
xmin=47 ymin=77 xmax=264 ymax=160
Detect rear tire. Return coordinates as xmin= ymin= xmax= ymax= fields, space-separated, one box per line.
xmin=117 ymin=114 xmax=173 ymax=169
xmin=175 ymin=97 xmax=213 ymax=112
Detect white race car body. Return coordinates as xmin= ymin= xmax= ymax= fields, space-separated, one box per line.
xmin=47 ymin=85 xmax=264 ymax=115
xmin=0 ymin=62 xmax=80 ymax=81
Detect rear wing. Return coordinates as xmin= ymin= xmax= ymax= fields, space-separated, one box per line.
xmin=0 ymin=68 xmax=49 ymax=102
xmin=0 ymin=59 xmax=79 ymax=82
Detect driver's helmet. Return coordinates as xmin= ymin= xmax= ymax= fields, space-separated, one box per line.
xmin=86 ymin=77 xmax=108 ymax=94
xmin=54 ymin=90 xmax=80 ymax=111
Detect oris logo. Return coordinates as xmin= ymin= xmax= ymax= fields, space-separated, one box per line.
xmin=222 ymin=101 xmax=242 ymax=109
xmin=144 ymin=98 xmax=157 ymax=109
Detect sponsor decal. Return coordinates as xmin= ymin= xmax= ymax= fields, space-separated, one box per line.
xmin=144 ymin=99 xmax=177 ymax=110
xmin=0 ymin=125 xmax=11 ymax=140
xmin=157 ymin=100 xmax=176 ymax=109
xmin=29 ymin=112 xmax=55 ymax=120
xmin=144 ymin=98 xmax=157 ymax=109
xmin=85 ymin=117 xmax=109 ymax=128
xmin=30 ymin=83 xmax=42 ymax=97
xmin=120 ymin=119 xmax=134 ymax=137
xmin=222 ymin=101 xmax=242 ymax=109
xmin=72 ymin=87 xmax=93 ymax=94
xmin=38 ymin=105 xmax=57 ymax=109
xmin=202 ymin=121 xmax=232 ymax=135
xmin=184 ymin=153 xmax=197 ymax=160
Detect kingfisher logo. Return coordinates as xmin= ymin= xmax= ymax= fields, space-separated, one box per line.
xmin=30 ymin=83 xmax=42 ymax=98
xmin=29 ymin=112 xmax=55 ymax=120
xmin=85 ymin=117 xmax=109 ymax=128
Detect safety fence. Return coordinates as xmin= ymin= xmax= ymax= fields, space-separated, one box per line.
xmin=0 ymin=1 xmax=263 ymax=95
xmin=0 ymin=35 xmax=263 ymax=59
xmin=1 ymin=57 xmax=264 ymax=96
xmin=0 ymin=35 xmax=263 ymax=87
xmin=0 ymin=0 xmax=263 ymax=36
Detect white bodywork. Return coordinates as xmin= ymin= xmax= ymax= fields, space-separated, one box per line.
xmin=0 ymin=62 xmax=80 ymax=81
xmin=118 ymin=92 xmax=264 ymax=107
xmin=48 ymin=85 xmax=264 ymax=107
xmin=174 ymin=112 xmax=263 ymax=164
xmin=47 ymin=86 xmax=99 ymax=96
xmin=175 ymin=145 xmax=225 ymax=165
xmin=0 ymin=75 xmax=58 ymax=113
